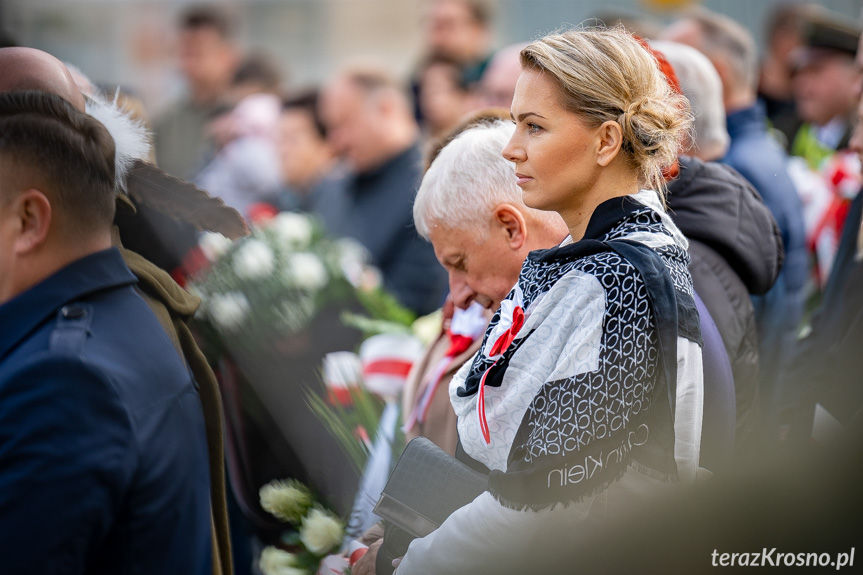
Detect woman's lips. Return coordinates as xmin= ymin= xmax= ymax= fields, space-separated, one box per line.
xmin=515 ymin=173 xmax=532 ymax=185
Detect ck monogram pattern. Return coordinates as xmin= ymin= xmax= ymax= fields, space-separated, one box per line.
xmin=452 ymin=191 xmax=695 ymax=478
xmin=518 ymin=250 xmax=659 ymax=462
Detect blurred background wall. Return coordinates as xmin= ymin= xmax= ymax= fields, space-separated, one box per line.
xmin=1 ymin=0 xmax=860 ymax=114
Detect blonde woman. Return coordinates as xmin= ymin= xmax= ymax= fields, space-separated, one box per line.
xmin=396 ymin=27 xmax=703 ymax=574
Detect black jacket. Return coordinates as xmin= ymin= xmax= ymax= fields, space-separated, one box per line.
xmin=667 ymin=156 xmax=783 ymax=454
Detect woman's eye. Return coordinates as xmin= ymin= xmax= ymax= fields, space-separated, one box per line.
xmin=527 ymin=123 xmax=541 ymax=134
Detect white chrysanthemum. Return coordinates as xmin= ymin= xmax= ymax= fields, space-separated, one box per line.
xmin=233 ymin=239 xmax=275 ymax=279
xmin=259 ymin=480 xmax=312 ymax=524
xmin=299 ymin=508 xmax=344 ymax=556
xmin=271 ymin=212 xmax=314 ymax=248
xmin=259 ymin=546 xmax=307 ymax=575
xmin=208 ymin=292 xmax=250 ymax=331
xmin=199 ymin=232 xmax=232 ymax=262
xmin=287 ymin=252 xmax=328 ymax=291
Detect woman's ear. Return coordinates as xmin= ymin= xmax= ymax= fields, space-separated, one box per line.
xmin=596 ymin=120 xmax=623 ymax=167
xmin=493 ymin=203 xmax=527 ymax=250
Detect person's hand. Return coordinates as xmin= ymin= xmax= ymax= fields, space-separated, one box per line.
xmin=350 ymin=539 xmax=382 ymax=575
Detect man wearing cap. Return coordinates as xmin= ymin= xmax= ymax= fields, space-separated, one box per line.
xmin=790 ymin=11 xmax=862 ymax=169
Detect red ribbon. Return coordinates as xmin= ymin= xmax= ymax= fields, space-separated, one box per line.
xmin=478 ymin=366 xmax=492 ymax=444
xmin=489 ymin=306 xmax=524 ymax=357
xmin=362 ymin=359 xmax=413 ymax=378
xmin=446 ymin=333 xmax=475 ymax=357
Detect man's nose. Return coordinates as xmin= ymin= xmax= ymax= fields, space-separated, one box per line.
xmin=449 ymin=275 xmax=475 ymax=310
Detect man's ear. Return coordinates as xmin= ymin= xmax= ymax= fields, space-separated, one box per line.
xmin=596 ymin=120 xmax=624 ymax=167
xmin=493 ymin=203 xmax=527 ymax=250
xmin=12 ymin=189 xmax=52 ymax=255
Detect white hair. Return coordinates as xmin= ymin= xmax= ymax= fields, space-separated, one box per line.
xmin=415 ymin=119 xmax=537 ymax=240
xmin=650 ymin=40 xmax=729 ymax=161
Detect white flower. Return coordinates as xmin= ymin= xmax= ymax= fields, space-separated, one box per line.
xmin=271 ymin=211 xmax=314 ymax=248
xmin=299 ymin=508 xmax=344 ymax=556
xmin=259 ymin=546 xmax=308 ymax=575
xmin=199 ymin=232 xmax=232 ymax=262
xmin=411 ymin=310 xmax=443 ymax=346
xmin=233 ymin=239 xmax=275 ymax=279
xmin=208 ymin=291 xmax=250 ymax=331
xmin=259 ymin=479 xmax=312 ymax=523
xmin=287 ymin=252 xmax=328 ymax=291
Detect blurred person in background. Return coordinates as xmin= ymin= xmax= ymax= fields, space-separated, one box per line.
xmin=413 ymin=0 xmax=494 ymax=125
xmin=476 ymin=42 xmax=527 ymax=110
xmin=785 ymin=36 xmax=863 ymax=451
xmin=421 ymin=0 xmax=493 ymax=86
xmin=788 ymin=13 xmax=863 ymax=292
xmin=276 ymin=89 xmax=339 ymax=213
xmin=788 ymin=11 xmax=861 ymax=171
xmin=153 ymin=4 xmax=239 ymax=180
xmin=759 ymin=2 xmax=821 ymax=150
xmin=227 ymin=52 xmax=282 ymax=102
xmin=593 ymin=7 xmax=663 ymax=39
xmin=417 ymin=55 xmax=479 ymax=146
xmin=653 ymin=39 xmax=783 ymax=460
xmin=662 ymin=9 xmax=807 ymax=438
xmin=194 ymin=51 xmax=284 ymax=220
xmin=319 ymin=67 xmax=448 ymax=316
xmin=649 ymin=40 xmax=729 ymax=162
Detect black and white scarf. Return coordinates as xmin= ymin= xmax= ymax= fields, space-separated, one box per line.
xmin=450 ymin=191 xmax=702 ymax=510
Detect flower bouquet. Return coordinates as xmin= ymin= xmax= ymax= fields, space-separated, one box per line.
xmin=258 ymin=479 xmax=347 ymax=575
xmin=188 ymin=211 xmax=383 ymax=526
xmin=190 ymin=211 xmax=377 ymax=357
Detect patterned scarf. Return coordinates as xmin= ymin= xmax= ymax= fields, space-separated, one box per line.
xmin=454 ymin=194 xmax=701 ymax=509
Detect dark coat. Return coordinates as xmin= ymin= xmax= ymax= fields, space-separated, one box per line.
xmin=0 ymin=248 xmax=212 ymax=574
xmin=667 ymin=156 xmax=784 ymax=454
xmin=315 ymin=143 xmax=448 ymax=316
xmin=787 ymin=189 xmax=863 ymax=443
xmin=724 ymin=105 xmax=807 ymax=412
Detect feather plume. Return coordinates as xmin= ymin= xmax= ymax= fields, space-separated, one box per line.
xmin=127 ymin=160 xmax=249 ymax=240
xmin=84 ymin=92 xmax=151 ymax=194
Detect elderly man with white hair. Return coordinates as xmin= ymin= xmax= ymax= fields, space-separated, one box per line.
xmin=414 ymin=115 xmax=570 ymax=313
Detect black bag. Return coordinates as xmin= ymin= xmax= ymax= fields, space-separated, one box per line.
xmin=372 ymin=437 xmax=488 ymax=573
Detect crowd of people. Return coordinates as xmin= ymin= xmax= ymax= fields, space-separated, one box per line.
xmin=1 ymin=0 xmax=862 ymax=574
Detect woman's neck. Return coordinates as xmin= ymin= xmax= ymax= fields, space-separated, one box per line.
xmin=562 ymin=167 xmax=640 ymax=242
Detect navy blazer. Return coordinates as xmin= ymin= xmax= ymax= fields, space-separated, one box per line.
xmin=0 ymin=248 xmax=212 ymax=574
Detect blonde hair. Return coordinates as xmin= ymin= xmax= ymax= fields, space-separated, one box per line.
xmin=520 ymin=26 xmax=692 ymax=196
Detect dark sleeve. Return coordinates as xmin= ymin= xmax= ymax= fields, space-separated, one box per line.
xmin=0 ymin=357 xmax=133 ymax=574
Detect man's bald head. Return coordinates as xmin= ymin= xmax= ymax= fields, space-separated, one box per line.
xmin=0 ymin=47 xmax=85 ymax=111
